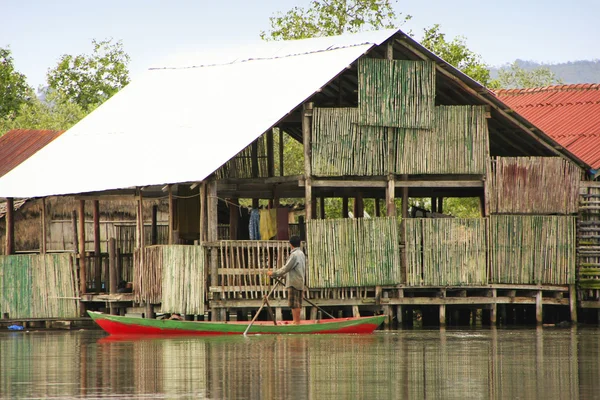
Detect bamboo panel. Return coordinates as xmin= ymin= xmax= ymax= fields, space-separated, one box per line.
xmin=306 ymin=217 xmax=400 ymax=288
xmin=394 ymin=106 xmax=489 ymax=174
xmin=489 ymin=215 xmax=576 ymax=284
xmin=161 ymin=245 xmax=205 ymax=315
xmin=0 ymin=254 xmax=79 ymax=318
xmin=576 ymin=186 xmax=600 ymax=291
xmin=358 ymin=58 xmax=435 ymax=129
xmin=311 ymin=108 xmax=387 ymax=176
xmin=405 ymin=219 xmax=486 ymax=286
xmin=212 ymin=241 xmax=290 ymax=300
xmin=215 ymin=135 xmax=269 ymax=179
xmin=487 ymin=157 xmax=581 ymax=214
xmin=133 ymin=247 xmax=162 ymax=304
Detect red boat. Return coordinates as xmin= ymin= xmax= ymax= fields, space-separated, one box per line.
xmin=88 ymin=311 xmax=385 ymax=335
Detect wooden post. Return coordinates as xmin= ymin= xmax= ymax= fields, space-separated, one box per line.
xmin=431 ymin=197 xmax=437 ymax=213
xmin=354 ymin=193 xmax=364 ymax=218
xmin=251 ymin=140 xmax=259 ymax=178
xmin=267 ymin=128 xmax=275 ymax=178
xmin=138 ymin=191 xmax=145 ymax=250
xmin=479 ymin=194 xmax=486 ymax=217
xmin=385 ymin=42 xmax=397 ymax=219
xmin=352 ymin=305 xmax=360 ymax=317
xmin=200 ymin=182 xmax=207 ymax=242
xmin=93 ymin=200 xmax=101 ymax=292
xmin=342 ymin=197 xmax=349 ymax=218
xmin=229 ymin=198 xmax=239 ymax=240
xmin=109 ymin=238 xmax=117 ymax=294
xmin=437 ymin=197 xmax=443 ymax=214
xmin=401 ymin=176 xmax=409 ymax=218
xmin=78 ymin=200 xmax=86 ymax=296
xmin=41 ymin=197 xmax=47 ymax=254
xmin=386 ymin=176 xmax=396 ymax=216
xmin=439 ymin=305 xmax=446 ymax=326
xmin=279 ymin=128 xmax=284 ymax=177
xmin=535 ymin=290 xmax=543 ymax=325
xmin=397 ymin=289 xmax=404 ymax=326
xmin=303 ymin=102 xmax=314 ymax=221
xmin=168 ymin=185 xmax=174 ymax=244
xmin=151 ymin=205 xmax=158 ymax=245
xmin=569 ymin=284 xmax=577 ymax=323
xmin=71 ymin=210 xmax=78 ymax=253
xmin=5 ymin=197 xmax=14 ymax=255
xmin=375 ymin=198 xmax=381 ymax=217
xmin=208 ymin=179 xmax=219 ymax=321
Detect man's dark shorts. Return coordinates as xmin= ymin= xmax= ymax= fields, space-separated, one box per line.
xmin=288 ymin=287 xmax=303 ymax=309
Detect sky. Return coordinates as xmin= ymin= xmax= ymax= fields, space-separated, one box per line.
xmin=2 ymin=0 xmax=599 ymax=90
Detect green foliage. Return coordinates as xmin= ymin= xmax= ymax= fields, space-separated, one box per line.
xmin=260 ymin=0 xmax=410 ymax=40
xmin=497 ymin=61 xmax=563 ymax=88
xmin=420 ymin=24 xmax=498 ymax=88
xmin=0 ymin=47 xmax=34 ymax=119
xmin=0 ymin=91 xmax=88 ymax=135
xmin=46 ymin=39 xmax=130 ymax=111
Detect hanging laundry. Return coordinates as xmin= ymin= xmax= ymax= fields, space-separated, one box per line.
xmin=249 ymin=208 xmax=261 ymax=240
xmin=259 ymin=208 xmax=277 ymax=240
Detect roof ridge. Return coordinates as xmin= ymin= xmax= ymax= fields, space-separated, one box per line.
xmin=495 ymin=83 xmax=600 ymax=96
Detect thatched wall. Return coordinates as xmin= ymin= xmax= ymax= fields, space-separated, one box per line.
xmin=0 ymin=253 xmax=79 ymax=318
xmin=306 ymin=217 xmax=400 ymax=288
xmin=486 ymin=157 xmax=580 ymax=215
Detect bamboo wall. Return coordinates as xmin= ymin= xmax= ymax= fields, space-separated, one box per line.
xmin=405 ymin=218 xmax=487 ymax=286
xmin=358 ymin=58 xmax=435 ymax=128
xmin=306 ymin=217 xmax=400 ymax=288
xmin=0 ymin=254 xmax=79 ymax=318
xmin=486 ymin=157 xmax=580 ymax=215
xmin=489 ymin=215 xmax=576 ymax=284
xmin=578 ymin=185 xmax=600 ymax=290
xmin=311 ymin=105 xmax=489 ymax=176
xmin=134 ymin=245 xmax=205 ymax=314
xmin=394 ymin=106 xmax=489 ymax=174
xmin=215 ymin=135 xmax=269 ymax=179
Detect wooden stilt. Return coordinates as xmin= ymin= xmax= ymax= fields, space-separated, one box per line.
xmin=439 ymin=304 xmax=446 ymax=326
xmin=310 ymin=307 xmax=318 ymax=320
xmin=5 ymin=198 xmax=14 ymax=255
xmin=342 ymin=197 xmax=349 ymax=218
xmin=352 ymin=305 xmax=360 ymax=317
xmin=276 ymin=307 xmax=283 ymax=322
xmin=569 ymin=284 xmax=577 ymax=323
xmin=431 ymin=197 xmax=437 ymax=213
xmin=490 ymin=289 xmax=497 ymax=325
xmin=437 ymin=197 xmax=443 ymax=214
xmin=354 ymin=193 xmax=364 ymax=218
xmin=319 ymin=197 xmax=325 ymax=219
xmin=535 ymin=290 xmax=543 ymax=325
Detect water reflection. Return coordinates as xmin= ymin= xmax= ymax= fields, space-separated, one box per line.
xmin=0 ymin=327 xmax=597 ymax=399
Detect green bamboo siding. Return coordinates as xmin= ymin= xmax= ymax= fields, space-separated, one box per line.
xmin=394 ymin=106 xmax=489 ymax=174
xmin=0 ymin=254 xmax=79 ymax=318
xmin=306 ymin=217 xmax=400 ymax=287
xmin=489 ymin=215 xmax=576 ymax=284
xmin=486 ymin=157 xmax=580 ymax=214
xmin=405 ymin=218 xmax=487 ymax=286
xmin=134 ymin=245 xmax=205 ymax=314
xmin=358 ymin=58 xmax=435 ymax=128
xmin=216 ymin=135 xmax=269 ymax=179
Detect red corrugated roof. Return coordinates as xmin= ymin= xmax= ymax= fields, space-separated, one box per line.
xmin=0 ymin=129 xmax=65 ymax=178
xmin=495 ymin=84 xmax=600 ymax=169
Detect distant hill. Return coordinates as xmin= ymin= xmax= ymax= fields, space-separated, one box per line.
xmin=491 ymin=59 xmax=600 ymax=85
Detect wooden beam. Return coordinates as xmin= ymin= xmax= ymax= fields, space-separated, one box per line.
xmin=301 ymin=179 xmax=483 ymax=188
xmin=78 ymin=200 xmax=86 ymax=295
xmin=5 ymin=198 xmax=14 ymax=255
xmin=303 ymin=102 xmax=314 ymax=221
xmin=93 ymin=200 xmax=101 ymax=293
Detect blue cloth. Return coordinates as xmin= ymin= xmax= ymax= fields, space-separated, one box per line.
xmin=249 ymin=208 xmax=261 ymax=240
xmin=8 ymin=325 xmax=24 ymax=331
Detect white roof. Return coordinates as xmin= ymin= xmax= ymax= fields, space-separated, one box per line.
xmin=0 ymin=29 xmax=398 ymax=198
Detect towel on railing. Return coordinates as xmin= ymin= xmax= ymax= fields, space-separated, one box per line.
xmin=259 ymin=208 xmax=277 ymax=240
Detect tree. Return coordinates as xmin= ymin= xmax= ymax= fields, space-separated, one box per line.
xmin=0 ymin=47 xmax=34 ymax=119
xmin=497 ymin=61 xmax=562 ymax=88
xmin=260 ymin=0 xmax=410 ymax=40
xmin=0 ymin=91 xmax=88 ymax=135
xmin=46 ymin=39 xmax=130 ymax=111
xmin=420 ymin=24 xmax=498 ymax=88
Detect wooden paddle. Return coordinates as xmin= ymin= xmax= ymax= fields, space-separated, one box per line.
xmin=271 ymin=277 xmax=335 ymax=319
xmin=243 ymin=280 xmax=280 ymax=336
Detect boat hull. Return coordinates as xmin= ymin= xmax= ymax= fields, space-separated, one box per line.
xmin=88 ymin=311 xmax=384 ymax=335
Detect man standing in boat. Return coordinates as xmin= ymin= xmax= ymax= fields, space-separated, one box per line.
xmin=268 ymin=235 xmax=306 ymax=325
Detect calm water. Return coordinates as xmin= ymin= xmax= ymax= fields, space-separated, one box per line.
xmin=0 ymin=327 xmax=598 ymax=399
